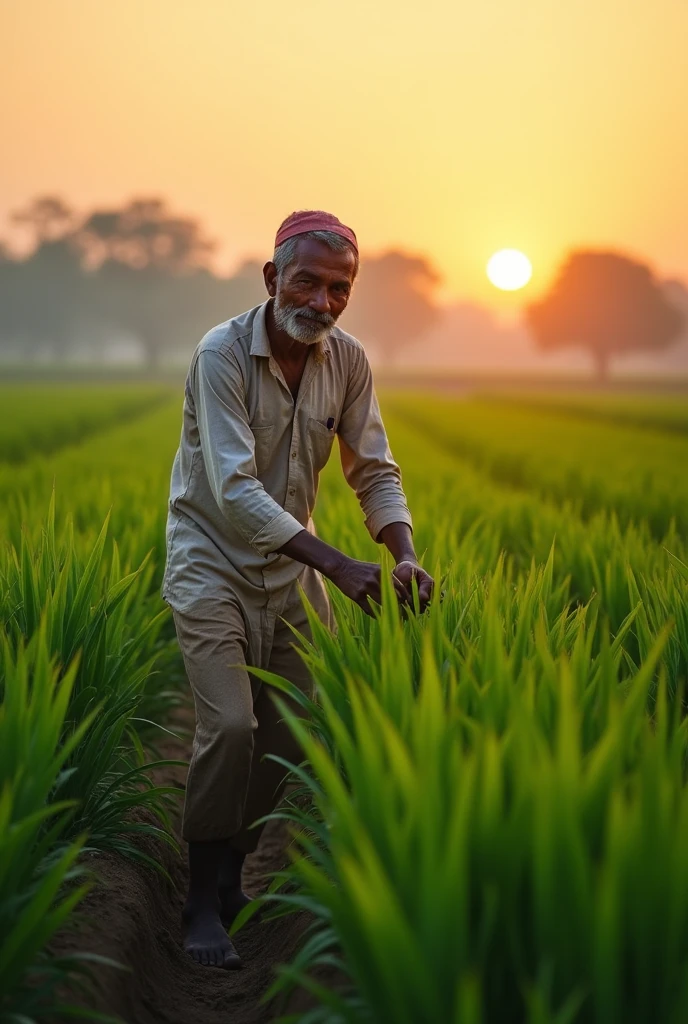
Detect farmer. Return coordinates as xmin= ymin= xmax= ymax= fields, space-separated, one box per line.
xmin=162 ymin=209 xmax=434 ymax=969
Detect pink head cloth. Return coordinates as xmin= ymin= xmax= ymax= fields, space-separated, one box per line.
xmin=274 ymin=210 xmax=358 ymax=255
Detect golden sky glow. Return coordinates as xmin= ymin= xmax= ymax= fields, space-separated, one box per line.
xmin=2 ymin=0 xmax=687 ymax=310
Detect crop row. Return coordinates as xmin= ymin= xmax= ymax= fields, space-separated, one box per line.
xmin=383 ymin=392 xmax=688 ymax=536
xmin=470 ymin=390 xmax=688 ymax=435
xmin=1 ymin=395 xmax=184 ymax=1021
xmin=0 ymin=383 xmax=174 ymax=465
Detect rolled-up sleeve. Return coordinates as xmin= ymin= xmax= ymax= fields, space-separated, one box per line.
xmin=192 ymin=348 xmax=304 ymax=557
xmin=336 ymin=346 xmax=413 ymax=543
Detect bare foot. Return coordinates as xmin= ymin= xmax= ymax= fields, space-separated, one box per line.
xmin=219 ymin=886 xmax=256 ymax=930
xmin=182 ymin=903 xmax=242 ymax=969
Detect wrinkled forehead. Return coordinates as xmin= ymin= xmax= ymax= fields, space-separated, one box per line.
xmin=285 ymin=237 xmax=357 ymax=282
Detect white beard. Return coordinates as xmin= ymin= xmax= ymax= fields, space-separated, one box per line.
xmin=272 ymin=296 xmax=335 ymax=345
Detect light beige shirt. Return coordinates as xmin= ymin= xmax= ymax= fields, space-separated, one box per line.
xmin=161 ymin=299 xmax=412 ymax=664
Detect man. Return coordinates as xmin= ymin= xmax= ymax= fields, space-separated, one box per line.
xmin=162 ymin=209 xmax=434 ymax=969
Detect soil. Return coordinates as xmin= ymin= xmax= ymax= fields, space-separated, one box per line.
xmin=52 ymin=711 xmax=342 ymax=1024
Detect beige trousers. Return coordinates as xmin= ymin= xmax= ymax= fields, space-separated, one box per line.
xmin=172 ymin=568 xmax=331 ymax=851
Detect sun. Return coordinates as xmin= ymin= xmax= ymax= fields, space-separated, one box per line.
xmin=487 ymin=249 xmax=532 ymax=291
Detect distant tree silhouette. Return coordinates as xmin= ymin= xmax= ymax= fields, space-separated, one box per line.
xmin=342 ymin=251 xmax=441 ymax=363
xmin=0 ymin=200 xmax=446 ymax=368
xmin=67 ymin=196 xmax=230 ymax=365
xmin=11 ymin=195 xmax=76 ymax=247
xmin=0 ymin=194 xmax=270 ymax=366
xmin=89 ymin=259 xmax=265 ymax=366
xmin=231 ymin=258 xmax=265 ymax=287
xmin=662 ymin=279 xmax=688 ymax=330
xmin=525 ymin=251 xmax=685 ymax=379
xmin=0 ymin=237 xmax=88 ymax=358
xmin=73 ymin=197 xmax=217 ymax=272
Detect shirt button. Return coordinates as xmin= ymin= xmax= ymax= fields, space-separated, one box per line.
xmin=289 ymin=487 xmax=295 ymax=496
xmin=291 ymin=451 xmax=297 ymax=459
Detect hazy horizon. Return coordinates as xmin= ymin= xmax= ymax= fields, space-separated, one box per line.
xmin=3 ymin=0 xmax=688 ymax=314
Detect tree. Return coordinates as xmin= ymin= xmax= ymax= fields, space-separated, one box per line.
xmin=11 ymin=195 xmax=76 ymax=247
xmin=89 ymin=259 xmax=267 ymax=367
xmin=73 ymin=197 xmax=216 ymax=272
xmin=525 ymin=250 xmax=685 ymax=380
xmin=71 ymin=196 xmax=223 ymax=365
xmin=342 ymin=251 xmax=441 ymax=363
xmin=662 ymin=278 xmax=688 ymax=327
xmin=0 ymin=238 xmax=87 ymax=358
xmin=0 ymin=195 xmax=447 ymax=367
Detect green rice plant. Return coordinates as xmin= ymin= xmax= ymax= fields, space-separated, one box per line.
xmin=2 ymin=382 xmax=686 ymax=1022
xmin=0 ymin=626 xmax=104 ymax=1023
xmin=244 ymin=572 xmax=687 ymax=1024
xmin=317 ymin=418 xmax=686 ymax=692
xmin=0 ymin=399 xmax=181 ymax=568
xmin=0 ymin=496 xmax=183 ymax=865
xmin=0 ymin=382 xmax=173 ymax=465
xmin=1 ymin=388 xmax=685 ymax=644
xmin=624 ymin=551 xmax=688 ymax=697
xmin=474 ymin=391 xmax=688 ymax=436
xmin=384 ymin=392 xmax=688 ymax=536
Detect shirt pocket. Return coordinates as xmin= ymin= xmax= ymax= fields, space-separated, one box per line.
xmin=250 ymin=423 xmax=274 ymax=476
xmin=307 ymin=416 xmax=336 ymax=471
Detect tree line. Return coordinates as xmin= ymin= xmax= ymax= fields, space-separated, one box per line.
xmin=0 ymin=195 xmax=685 ymax=376
xmin=0 ymin=196 xmax=441 ymax=367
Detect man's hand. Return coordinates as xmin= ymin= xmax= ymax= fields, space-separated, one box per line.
xmin=328 ymin=556 xmax=409 ymax=616
xmin=392 ymin=560 xmax=434 ymax=613
xmin=276 ymin=530 xmax=428 ymax=617
xmin=376 ymin=524 xmax=433 ymax=612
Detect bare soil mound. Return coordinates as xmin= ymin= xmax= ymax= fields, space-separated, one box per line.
xmin=53 ymin=716 xmax=335 ymax=1023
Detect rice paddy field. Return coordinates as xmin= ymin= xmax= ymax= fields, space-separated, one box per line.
xmin=2 ymin=380 xmax=688 ymax=1024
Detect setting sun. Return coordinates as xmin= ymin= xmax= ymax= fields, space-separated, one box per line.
xmin=487 ymin=249 xmax=533 ymax=291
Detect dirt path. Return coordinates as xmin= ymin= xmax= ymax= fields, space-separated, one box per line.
xmin=55 ymin=715 xmax=322 ymax=1023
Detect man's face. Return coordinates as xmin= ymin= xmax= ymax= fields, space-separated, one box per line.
xmin=265 ymin=238 xmax=357 ymax=346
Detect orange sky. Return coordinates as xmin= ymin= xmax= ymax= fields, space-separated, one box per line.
xmin=2 ymin=0 xmax=687 ymax=311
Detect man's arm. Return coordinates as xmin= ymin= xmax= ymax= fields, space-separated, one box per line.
xmin=336 ymin=345 xmax=414 ymax=546
xmin=331 ymin=345 xmax=434 ymax=609
xmin=191 ymin=347 xmax=304 ymax=555
xmin=377 ymin=521 xmax=416 ymax=563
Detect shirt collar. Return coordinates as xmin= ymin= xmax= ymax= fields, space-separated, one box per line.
xmin=250 ymin=299 xmax=331 ymax=358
